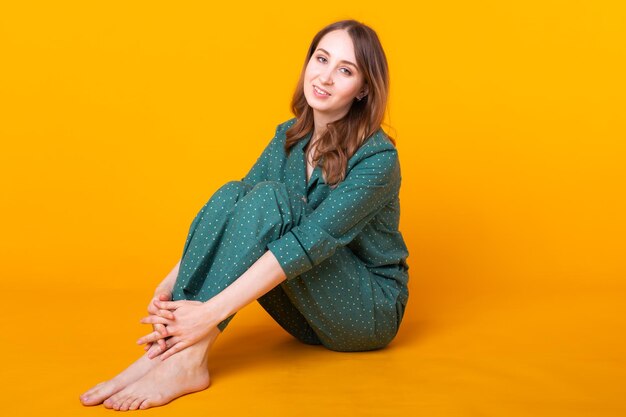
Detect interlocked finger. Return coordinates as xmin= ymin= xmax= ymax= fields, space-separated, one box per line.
xmin=154 ymin=323 xmax=167 ymax=351
xmin=153 ymin=300 xmax=181 ymax=311
xmin=161 ymin=340 xmax=188 ymax=361
xmin=164 ymin=336 xmax=181 ymax=349
xmin=137 ymin=329 xmax=168 ymax=345
xmin=157 ymin=309 xmax=175 ymax=320
xmin=141 ymin=315 xmax=173 ymax=326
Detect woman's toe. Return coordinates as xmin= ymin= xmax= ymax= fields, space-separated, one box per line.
xmin=113 ymin=397 xmax=126 ymax=411
xmin=105 ymin=393 xmax=122 ymax=410
xmin=120 ymin=396 xmax=134 ymax=411
xmin=80 ymin=383 xmax=103 ymax=404
xmin=129 ymin=397 xmax=144 ymax=410
xmin=103 ymin=397 xmax=114 ymax=409
xmin=139 ymin=399 xmax=152 ymax=410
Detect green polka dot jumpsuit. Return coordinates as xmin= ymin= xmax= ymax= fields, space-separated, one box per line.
xmin=171 ymin=118 xmax=410 ymax=352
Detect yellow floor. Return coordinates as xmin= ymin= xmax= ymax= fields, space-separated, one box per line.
xmin=1 ymin=281 xmax=624 ymax=416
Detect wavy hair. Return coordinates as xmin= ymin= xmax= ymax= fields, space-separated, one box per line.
xmin=285 ymin=19 xmax=395 ymax=188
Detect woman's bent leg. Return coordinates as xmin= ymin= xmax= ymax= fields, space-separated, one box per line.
xmin=171 ymin=179 xmax=405 ymax=351
xmin=257 ymin=286 xmax=322 ymax=345
xmin=171 ymin=180 xmax=308 ymax=331
xmin=81 ymin=180 xmax=303 ymax=408
xmin=279 ymin=245 xmax=406 ymax=352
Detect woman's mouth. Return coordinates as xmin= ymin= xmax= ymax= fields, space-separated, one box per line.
xmin=313 ymin=85 xmax=331 ymax=97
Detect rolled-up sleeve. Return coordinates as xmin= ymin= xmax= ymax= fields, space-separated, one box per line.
xmin=267 ymin=148 xmax=401 ymax=280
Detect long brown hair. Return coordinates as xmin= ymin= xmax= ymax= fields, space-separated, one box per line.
xmin=285 ymin=19 xmax=395 ymax=188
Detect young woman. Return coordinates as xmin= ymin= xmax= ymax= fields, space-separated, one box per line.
xmin=80 ymin=19 xmax=409 ymax=411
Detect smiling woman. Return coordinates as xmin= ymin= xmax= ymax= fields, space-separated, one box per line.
xmin=305 ymin=32 xmax=368 ymax=123
xmin=286 ymin=20 xmax=391 ymax=188
xmin=79 ymin=19 xmax=409 ymax=411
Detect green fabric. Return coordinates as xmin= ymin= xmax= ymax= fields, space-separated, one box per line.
xmin=171 ymin=118 xmax=409 ymax=351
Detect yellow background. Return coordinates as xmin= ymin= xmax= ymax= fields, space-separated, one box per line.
xmin=1 ymin=1 xmax=625 ymax=416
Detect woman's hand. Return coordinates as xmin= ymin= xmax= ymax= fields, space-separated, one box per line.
xmin=144 ymin=290 xmax=175 ymax=354
xmin=143 ymin=260 xmax=180 ymax=353
xmin=138 ymin=299 xmax=215 ymax=361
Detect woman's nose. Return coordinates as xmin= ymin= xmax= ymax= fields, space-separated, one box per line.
xmin=319 ymin=68 xmax=334 ymax=85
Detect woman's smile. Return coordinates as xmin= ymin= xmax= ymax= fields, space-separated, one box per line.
xmin=313 ymin=85 xmax=332 ymax=97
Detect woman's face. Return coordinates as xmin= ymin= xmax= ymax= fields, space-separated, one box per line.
xmin=303 ymin=29 xmax=368 ymax=127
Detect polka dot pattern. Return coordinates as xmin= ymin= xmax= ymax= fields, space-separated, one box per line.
xmin=171 ymin=118 xmax=410 ymax=351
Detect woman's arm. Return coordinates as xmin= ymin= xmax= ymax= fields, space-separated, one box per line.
xmin=266 ymin=147 xmax=400 ymax=280
xmin=204 ymin=250 xmax=287 ymax=322
xmin=139 ymin=250 xmax=287 ymax=360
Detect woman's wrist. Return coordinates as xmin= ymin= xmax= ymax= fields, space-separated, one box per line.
xmin=198 ymin=251 xmax=286 ymax=325
xmin=200 ymin=294 xmax=232 ymax=326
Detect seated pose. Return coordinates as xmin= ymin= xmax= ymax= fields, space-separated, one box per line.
xmin=80 ymin=19 xmax=409 ymax=411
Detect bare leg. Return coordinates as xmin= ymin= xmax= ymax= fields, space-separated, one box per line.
xmin=104 ymin=326 xmax=220 ymax=411
xmin=79 ymin=343 xmax=164 ymax=406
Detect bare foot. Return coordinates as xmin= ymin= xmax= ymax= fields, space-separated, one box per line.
xmin=104 ymin=330 xmax=219 ymax=411
xmin=79 ymin=344 xmax=162 ymax=406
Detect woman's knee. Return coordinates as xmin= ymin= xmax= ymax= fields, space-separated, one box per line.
xmin=237 ymin=181 xmax=291 ymax=211
xmin=228 ymin=180 xmax=301 ymax=237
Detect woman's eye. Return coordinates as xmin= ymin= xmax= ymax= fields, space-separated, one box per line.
xmin=316 ymin=56 xmax=351 ymax=75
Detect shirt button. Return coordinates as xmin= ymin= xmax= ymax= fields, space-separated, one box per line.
xmin=301 ymin=196 xmax=307 ymax=203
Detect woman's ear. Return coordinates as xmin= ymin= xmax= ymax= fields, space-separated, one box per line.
xmin=356 ymin=84 xmax=369 ymax=100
